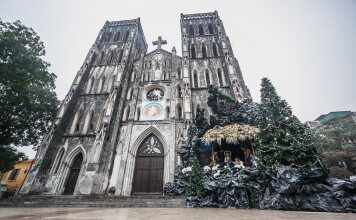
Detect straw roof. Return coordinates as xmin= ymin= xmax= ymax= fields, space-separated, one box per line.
xmin=202 ymin=124 xmax=259 ymax=145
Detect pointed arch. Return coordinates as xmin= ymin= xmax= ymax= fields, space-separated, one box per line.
xmin=176 ymin=103 xmax=182 ymax=119
xmin=208 ymin=23 xmax=214 ymax=34
xmin=117 ymin=50 xmax=123 ymax=64
xmin=97 ymin=75 xmax=106 ymax=93
xmin=176 ymin=84 xmax=182 ymax=97
xmin=217 ymin=68 xmax=224 ymax=87
xmin=189 ymin=25 xmax=194 ymax=36
xmin=213 ymin=43 xmax=218 ymax=57
xmin=135 ymin=106 xmax=141 ymax=121
xmin=193 ymin=70 xmax=199 ymax=88
xmin=107 ymin=51 xmax=114 ymax=65
xmin=177 ymin=67 xmax=181 ymax=79
xmin=196 ymin=104 xmax=202 ymax=116
xmin=64 ymin=145 xmax=87 ymax=165
xmin=70 ymin=110 xmax=82 ymax=134
xmin=98 ymin=51 xmax=105 ymax=65
xmin=191 ymin=44 xmax=196 ymax=59
xmin=122 ymin=105 xmax=130 ymax=121
xmin=202 ymin=43 xmax=207 ymax=58
xmin=198 ymin=24 xmax=204 ymax=35
xmin=83 ymin=110 xmax=95 ymax=134
xmin=126 ymin=87 xmax=133 ymax=100
xmin=166 ymin=106 xmax=170 ymax=119
xmin=130 ymin=126 xmax=168 ymax=156
xmin=96 ymin=108 xmax=105 ymax=132
xmin=123 ymin=31 xmax=130 ymax=42
xmin=205 ymin=69 xmax=211 ymax=86
xmin=52 ymin=147 xmax=65 ymax=174
xmin=107 ymin=74 xmax=117 ymax=92
xmin=114 ymin=31 xmax=121 ymax=41
xmin=86 ymin=76 xmax=95 ymax=94
xmin=106 ymin=32 xmax=112 ymax=42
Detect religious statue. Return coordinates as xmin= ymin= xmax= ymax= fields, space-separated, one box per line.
xmin=224 ymin=151 xmax=234 ymax=169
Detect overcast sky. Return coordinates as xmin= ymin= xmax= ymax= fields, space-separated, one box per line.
xmin=1 ymin=0 xmax=356 ymax=158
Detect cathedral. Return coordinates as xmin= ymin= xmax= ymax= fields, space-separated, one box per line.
xmin=20 ymin=11 xmax=251 ymax=196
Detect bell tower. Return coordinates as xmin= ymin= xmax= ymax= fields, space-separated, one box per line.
xmin=180 ymin=11 xmax=251 ymax=120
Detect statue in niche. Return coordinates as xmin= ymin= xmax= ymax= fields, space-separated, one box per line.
xmin=153 ymin=61 xmax=161 ymax=80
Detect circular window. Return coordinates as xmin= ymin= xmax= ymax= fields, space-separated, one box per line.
xmin=146 ymin=88 xmax=164 ymax=101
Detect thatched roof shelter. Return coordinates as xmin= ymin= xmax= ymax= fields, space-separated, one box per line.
xmin=202 ymin=124 xmax=259 ymax=145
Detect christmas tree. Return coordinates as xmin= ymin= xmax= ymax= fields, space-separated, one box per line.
xmin=254 ymin=78 xmax=324 ymax=171
xmin=187 ymin=157 xmax=205 ymax=198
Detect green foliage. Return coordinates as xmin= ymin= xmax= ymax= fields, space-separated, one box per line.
xmin=313 ymin=115 xmax=356 ymax=151
xmin=254 ymin=78 xmax=325 ymax=172
xmin=0 ymin=20 xmax=59 ymax=148
xmin=0 ymin=20 xmax=59 ymax=173
xmin=187 ymin=158 xmax=205 ymax=198
xmin=0 ymin=145 xmax=27 ymax=175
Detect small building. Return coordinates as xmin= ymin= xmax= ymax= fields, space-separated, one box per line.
xmin=1 ymin=159 xmax=34 ymax=194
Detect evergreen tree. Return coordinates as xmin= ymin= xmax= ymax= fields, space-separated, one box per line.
xmin=187 ymin=157 xmax=205 ymax=198
xmin=254 ymin=78 xmax=324 ymax=171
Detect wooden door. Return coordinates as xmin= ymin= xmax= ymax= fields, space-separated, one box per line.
xmin=132 ymin=135 xmax=164 ymax=194
xmin=63 ymin=153 xmax=83 ymax=194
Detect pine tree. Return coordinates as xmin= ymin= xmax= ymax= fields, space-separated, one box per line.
xmin=187 ymin=157 xmax=205 ymax=198
xmin=254 ymin=78 xmax=324 ymax=171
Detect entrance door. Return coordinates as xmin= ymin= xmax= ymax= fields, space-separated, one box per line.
xmin=132 ymin=134 xmax=164 ymax=194
xmin=63 ymin=153 xmax=83 ymax=194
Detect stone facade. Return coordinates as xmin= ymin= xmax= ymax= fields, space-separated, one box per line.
xmin=19 ymin=11 xmax=251 ymax=196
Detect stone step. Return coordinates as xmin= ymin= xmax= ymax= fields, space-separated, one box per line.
xmin=0 ymin=195 xmax=186 ymax=208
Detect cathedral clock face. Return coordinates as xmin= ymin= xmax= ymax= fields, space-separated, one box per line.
xmin=152 ymin=53 xmax=164 ymax=62
xmin=146 ymin=88 xmax=164 ymax=101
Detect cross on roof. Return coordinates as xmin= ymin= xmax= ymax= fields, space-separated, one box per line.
xmin=152 ymin=36 xmax=167 ymax=49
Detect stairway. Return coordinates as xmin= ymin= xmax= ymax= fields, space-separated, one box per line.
xmin=0 ymin=195 xmax=186 ymax=208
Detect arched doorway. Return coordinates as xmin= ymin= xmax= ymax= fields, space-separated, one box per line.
xmin=132 ymin=134 xmax=164 ymax=195
xmin=63 ymin=153 xmax=83 ymax=194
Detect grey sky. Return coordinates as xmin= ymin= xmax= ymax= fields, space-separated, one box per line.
xmin=1 ymin=0 xmax=356 ymax=158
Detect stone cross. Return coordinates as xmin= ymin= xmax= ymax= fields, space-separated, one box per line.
xmin=152 ymin=36 xmax=167 ymax=49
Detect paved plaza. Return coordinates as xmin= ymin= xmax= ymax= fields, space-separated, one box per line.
xmin=0 ymin=208 xmax=355 ymax=220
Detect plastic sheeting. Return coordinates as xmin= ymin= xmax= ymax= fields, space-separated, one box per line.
xmin=166 ymin=165 xmax=356 ymax=212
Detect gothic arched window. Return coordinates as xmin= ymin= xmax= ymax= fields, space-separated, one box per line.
xmin=198 ymin=24 xmax=204 ymax=35
xmin=213 ymin=43 xmax=218 ymax=57
xmin=117 ymin=50 xmax=123 ymax=63
xmin=205 ymin=69 xmax=210 ymax=86
xmin=138 ymin=135 xmax=164 ymax=156
xmin=70 ymin=110 xmax=82 ymax=134
xmin=97 ymin=76 xmax=106 ymax=93
xmin=189 ymin=25 xmax=194 ymax=36
xmin=126 ymin=87 xmax=133 ymax=100
xmin=107 ymin=51 xmax=114 ymax=65
xmin=114 ymin=32 xmax=121 ymax=41
xmin=98 ymin=51 xmax=105 ymax=65
xmin=83 ymin=110 xmax=94 ymax=134
xmin=86 ymin=76 xmax=95 ymax=94
xmin=122 ymin=106 xmax=130 ymax=121
xmin=53 ymin=148 xmax=65 ymax=174
xmin=191 ymin=45 xmax=196 ymax=59
xmin=208 ymin=23 xmax=214 ymax=34
xmin=106 ymin=32 xmax=112 ymax=42
xmin=166 ymin=106 xmax=170 ymax=119
xmin=123 ymin=31 xmax=129 ymax=42
xmin=135 ymin=106 xmax=141 ymax=121
xmin=202 ymin=44 xmax=207 ymax=58
xmin=108 ymin=74 xmax=116 ymax=92
xmin=217 ymin=68 xmax=224 ymax=87
xmin=177 ymin=85 xmax=182 ymax=97
xmin=176 ymin=104 xmax=182 ymax=119
xmin=177 ymin=68 xmax=181 ymax=79
xmin=193 ymin=70 xmax=199 ymax=88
